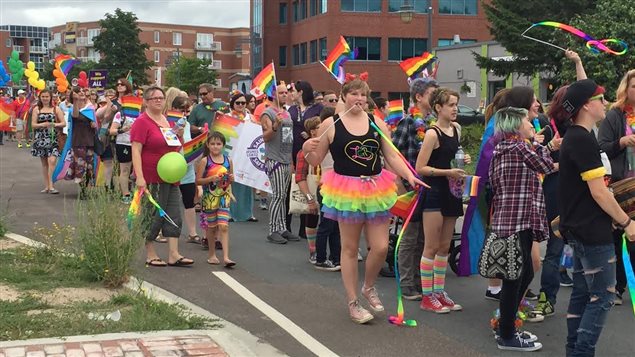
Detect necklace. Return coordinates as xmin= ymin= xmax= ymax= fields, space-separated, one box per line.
xmin=410 ymin=107 xmax=436 ymax=147
xmin=625 ymin=105 xmax=635 ymax=130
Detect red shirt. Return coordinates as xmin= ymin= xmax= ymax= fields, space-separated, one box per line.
xmin=12 ymin=98 xmax=30 ymax=119
xmin=130 ymin=112 xmax=181 ymax=184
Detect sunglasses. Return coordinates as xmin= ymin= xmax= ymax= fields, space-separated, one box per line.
xmin=589 ymin=94 xmax=605 ymax=102
xmin=327 ymin=99 xmax=338 ymax=103
xmin=199 ymin=92 xmax=208 ymax=96
xmin=117 ymin=83 xmax=125 ymax=86
xmin=235 ymin=101 xmax=247 ymax=105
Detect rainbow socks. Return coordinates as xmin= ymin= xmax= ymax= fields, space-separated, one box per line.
xmin=433 ymin=254 xmax=448 ymax=292
xmin=306 ymin=228 xmax=317 ymax=254
xmin=420 ymin=256 xmax=434 ymax=296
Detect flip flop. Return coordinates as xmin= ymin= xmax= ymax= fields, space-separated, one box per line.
xmin=168 ymin=257 xmax=194 ymax=267
xmin=145 ymin=258 xmax=167 ymax=267
xmin=40 ymin=189 xmax=49 ymax=193
xmin=207 ymin=258 xmax=221 ymax=265
xmin=154 ymin=235 xmax=168 ymax=243
xmin=224 ymin=260 xmax=236 ymax=268
xmin=187 ymin=235 xmax=201 ymax=243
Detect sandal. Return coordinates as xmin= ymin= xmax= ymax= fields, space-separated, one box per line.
xmin=145 ymin=258 xmax=167 ymax=267
xmin=154 ymin=235 xmax=168 ymax=243
xmin=49 ymin=188 xmax=60 ymax=194
xmin=168 ymin=257 xmax=194 ymax=267
xmin=224 ymin=260 xmax=236 ymax=268
xmin=187 ymin=235 xmax=201 ymax=243
xmin=207 ymin=257 xmax=221 ymax=265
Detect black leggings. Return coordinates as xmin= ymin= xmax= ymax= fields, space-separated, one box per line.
xmin=179 ymin=183 xmax=196 ymax=209
xmin=499 ymin=230 xmax=535 ymax=339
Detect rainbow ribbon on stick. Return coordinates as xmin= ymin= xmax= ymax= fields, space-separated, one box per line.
xmin=622 ymin=235 xmax=635 ymax=316
xmin=521 ymin=21 xmax=628 ymax=55
xmin=145 ymin=190 xmax=179 ymax=228
xmin=126 ymin=188 xmax=179 ymax=229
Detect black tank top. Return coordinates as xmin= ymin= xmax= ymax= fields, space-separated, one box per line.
xmin=330 ymin=114 xmax=382 ymax=176
xmin=426 ymin=125 xmax=459 ymax=185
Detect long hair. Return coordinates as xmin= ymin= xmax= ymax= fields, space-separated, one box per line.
xmin=484 ymin=88 xmax=511 ymax=125
xmin=116 ymin=78 xmax=133 ymax=96
xmin=37 ymin=89 xmax=52 ymax=110
xmin=612 ymin=69 xmax=635 ymax=111
xmin=294 ymin=80 xmax=315 ymax=106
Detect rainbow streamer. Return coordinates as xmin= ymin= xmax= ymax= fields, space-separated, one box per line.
xmin=321 ymin=36 xmax=356 ymax=84
xmin=463 ymin=175 xmax=480 ymax=197
xmin=399 ymin=52 xmax=437 ymax=78
xmin=368 ymin=120 xmax=418 ymax=178
xmin=385 ymin=99 xmax=404 ymax=130
xmin=145 ymin=190 xmax=178 ymax=227
xmin=522 ymin=21 xmax=628 ymax=55
xmin=389 ymin=190 xmax=418 ymax=219
xmin=623 ymin=235 xmax=635 ymax=316
xmin=121 ymin=95 xmax=143 ymax=119
xmin=0 ymin=100 xmax=13 ymax=132
xmin=55 ymin=54 xmax=79 ymax=76
xmin=250 ymin=62 xmax=276 ymax=98
xmin=127 ymin=188 xmax=143 ymax=229
xmin=166 ymin=110 xmax=184 ymax=124
xmin=183 ymin=129 xmax=208 ymax=163
xmin=212 ymin=113 xmax=242 ymax=150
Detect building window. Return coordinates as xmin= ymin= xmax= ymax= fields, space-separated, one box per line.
xmin=388 ymin=0 xmax=429 ymax=12
xmin=292 ymin=44 xmax=300 ymax=66
xmin=87 ymin=28 xmax=100 ymax=43
xmin=197 ymin=33 xmax=213 ymax=48
xmin=439 ymin=0 xmax=478 ymax=15
xmin=197 ymin=52 xmax=213 ymax=60
xmin=319 ymin=37 xmax=327 ymax=60
xmin=279 ymin=46 xmax=287 ymax=67
xmin=341 ymin=0 xmax=381 ymax=12
xmin=5 ymin=39 xmax=11 ymax=47
xmin=154 ymin=31 xmax=160 ymax=43
xmin=388 ymin=38 xmax=427 ymax=61
xmin=310 ymin=0 xmax=326 ymax=16
xmin=309 ymin=40 xmax=318 ymax=63
xmin=173 ymin=32 xmax=182 ymax=46
xmin=280 ymin=3 xmax=288 ymax=24
xmin=154 ymin=50 xmax=160 ymax=63
xmin=300 ymin=42 xmax=308 ymax=65
xmin=346 ymin=37 xmax=381 ymax=61
xmin=293 ymin=0 xmax=307 ymax=21
xmin=437 ymin=38 xmax=476 ymax=47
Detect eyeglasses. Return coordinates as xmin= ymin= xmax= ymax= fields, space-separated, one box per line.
xmin=147 ymin=96 xmax=165 ymax=101
xmin=235 ymin=101 xmax=246 ymax=105
xmin=589 ymin=94 xmax=605 ymax=102
xmin=199 ymin=92 xmax=208 ymax=96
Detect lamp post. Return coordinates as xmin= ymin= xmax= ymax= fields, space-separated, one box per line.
xmin=399 ymin=1 xmax=433 ymax=52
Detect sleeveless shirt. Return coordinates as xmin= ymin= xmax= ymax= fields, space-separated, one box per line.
xmin=329 ymin=114 xmax=382 ymax=176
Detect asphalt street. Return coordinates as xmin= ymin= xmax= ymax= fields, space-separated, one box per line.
xmin=1 ymin=143 xmax=634 ymax=356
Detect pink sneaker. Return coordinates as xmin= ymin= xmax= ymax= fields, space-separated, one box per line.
xmin=361 ymin=285 xmax=384 ymax=312
xmin=348 ymin=299 xmax=373 ymax=324
xmin=434 ymin=291 xmax=463 ymax=311
xmin=420 ymin=294 xmax=450 ymax=314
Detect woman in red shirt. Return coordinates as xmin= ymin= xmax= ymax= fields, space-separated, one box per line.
xmin=130 ymin=86 xmax=193 ymax=267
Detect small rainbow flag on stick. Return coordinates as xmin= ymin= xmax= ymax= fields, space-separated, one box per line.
xmin=463 ymin=175 xmax=480 ymax=197
xmin=389 ymin=191 xmax=418 ymax=219
xmin=166 ymin=110 xmax=184 ymax=124
xmin=399 ymin=52 xmax=437 ymax=79
xmin=127 ymin=188 xmax=143 ymax=229
xmin=320 ymin=36 xmax=356 ymax=84
xmin=121 ymin=95 xmax=143 ymax=119
xmin=250 ymin=62 xmax=276 ymax=98
xmin=385 ymin=99 xmax=404 ymax=130
xmin=183 ymin=127 xmax=208 ymax=163
xmin=0 ymin=100 xmax=13 ymax=132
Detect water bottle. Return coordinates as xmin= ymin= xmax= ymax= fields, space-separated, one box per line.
xmin=172 ymin=117 xmax=186 ymax=134
xmin=454 ymin=146 xmax=465 ymax=170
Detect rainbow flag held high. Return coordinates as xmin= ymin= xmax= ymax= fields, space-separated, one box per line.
xmin=385 ymin=99 xmax=404 ymax=130
xmin=250 ymin=62 xmax=276 ymax=98
xmin=183 ymin=128 xmax=208 ymax=163
xmin=389 ymin=191 xmax=418 ymax=219
xmin=54 ymin=54 xmax=80 ymax=76
xmin=212 ymin=113 xmax=242 ymax=151
xmin=399 ymin=52 xmax=437 ymax=79
xmin=321 ymin=36 xmax=356 ymax=84
xmin=121 ymin=95 xmax=143 ymax=119
xmin=166 ymin=110 xmax=184 ymax=124
xmin=0 ymin=100 xmax=13 ymax=132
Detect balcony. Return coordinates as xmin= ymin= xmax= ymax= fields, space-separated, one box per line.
xmin=76 ymin=37 xmax=94 ymax=47
xmin=49 ymin=37 xmax=61 ymax=48
xmin=208 ymin=60 xmax=222 ymax=70
xmin=196 ymin=41 xmax=221 ymax=51
xmin=30 ymin=45 xmax=47 ymax=54
xmin=77 ymin=56 xmax=100 ymax=63
xmin=13 ymin=45 xmax=24 ymax=53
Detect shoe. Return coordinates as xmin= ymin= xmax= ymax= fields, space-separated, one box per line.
xmin=434 ymin=291 xmax=463 ymax=311
xmin=215 ymin=240 xmax=223 ymax=250
xmin=402 ymin=286 xmax=422 ymax=301
xmin=420 ymin=294 xmax=450 ymax=314
xmin=534 ymin=292 xmax=555 ymax=316
xmin=228 ymin=218 xmax=235 ymax=222
xmin=122 ymin=195 xmax=131 ymax=204
xmin=309 ymin=252 xmax=317 ymax=264
xmin=348 ymin=299 xmax=373 ymax=324
xmin=615 ymin=292 xmax=623 ymax=305
xmin=497 ymin=334 xmax=542 ymax=351
xmin=485 ymin=289 xmax=501 ymax=301
xmin=525 ymin=289 xmax=538 ymax=301
xmin=281 ymin=230 xmax=301 ymax=241
xmin=361 ymin=285 xmax=384 ymax=312
xmin=25 ymin=143 xmax=30 ymax=148
xmin=379 ymin=265 xmax=395 ymax=277
xmin=559 ymin=271 xmax=574 ymax=287
xmin=494 ymin=330 xmax=538 ymax=343
xmin=17 ymin=143 xmax=22 ymax=148
xmin=315 ymin=260 xmax=340 ymax=271
xmin=267 ymin=232 xmax=287 ymax=244
xmin=201 ymin=237 xmax=209 ymax=250
xmin=357 ymin=248 xmax=363 ymax=261
xmin=259 ymin=198 xmax=268 ymax=210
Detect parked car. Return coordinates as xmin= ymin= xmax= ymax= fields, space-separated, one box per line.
xmin=457 ymin=105 xmax=485 ymax=126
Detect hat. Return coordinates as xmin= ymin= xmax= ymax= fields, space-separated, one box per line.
xmin=98 ymin=95 xmax=107 ymax=103
xmin=17 ymin=89 xmax=26 ymax=95
xmin=562 ymin=79 xmax=605 ymax=118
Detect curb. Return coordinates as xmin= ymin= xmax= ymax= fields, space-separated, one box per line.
xmin=2 ymin=232 xmax=288 ymax=357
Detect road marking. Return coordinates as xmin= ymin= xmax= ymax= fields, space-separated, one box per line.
xmin=212 ymin=271 xmax=338 ymax=357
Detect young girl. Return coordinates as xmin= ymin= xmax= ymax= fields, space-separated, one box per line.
xmin=196 ymin=131 xmax=236 ymax=268
xmin=416 ymin=88 xmax=471 ymax=313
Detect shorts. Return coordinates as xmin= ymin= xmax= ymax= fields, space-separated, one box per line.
xmin=421 ymin=183 xmax=463 ymax=217
xmin=15 ymin=119 xmax=24 ymax=131
xmin=100 ymin=144 xmax=113 ymax=160
xmin=200 ymin=207 xmax=230 ymax=229
xmin=179 ymin=183 xmax=196 ymax=209
xmin=116 ymin=144 xmax=132 ymax=163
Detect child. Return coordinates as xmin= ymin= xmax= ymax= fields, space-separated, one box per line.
xmin=196 ymin=131 xmax=236 ymax=267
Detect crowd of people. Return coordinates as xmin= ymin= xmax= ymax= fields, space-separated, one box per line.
xmin=1 ymin=48 xmax=635 ymax=355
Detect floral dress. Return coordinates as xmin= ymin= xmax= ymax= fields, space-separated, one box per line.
xmin=31 ymin=112 xmax=60 ymax=157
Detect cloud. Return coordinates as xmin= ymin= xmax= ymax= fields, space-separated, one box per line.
xmin=0 ymin=0 xmax=249 ymax=28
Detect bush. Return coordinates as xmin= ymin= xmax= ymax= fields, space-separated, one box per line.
xmin=460 ymin=123 xmax=485 ymax=176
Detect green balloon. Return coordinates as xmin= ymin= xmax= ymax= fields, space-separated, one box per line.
xmin=157 ymin=152 xmax=187 ymax=183
xmin=11 ymin=51 xmax=18 ymax=60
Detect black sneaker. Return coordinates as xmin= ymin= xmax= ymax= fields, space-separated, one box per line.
xmin=559 ymin=271 xmax=573 ymax=287
xmin=525 ymin=289 xmax=538 ymax=301
xmin=402 ymin=286 xmax=423 ymax=301
xmin=267 ymin=232 xmax=287 ymax=244
xmin=497 ymin=334 xmax=542 ymax=351
xmin=315 ymin=260 xmax=340 ymax=271
xmin=494 ymin=330 xmax=538 ymax=343
xmin=281 ymin=230 xmax=301 ymax=241
xmin=485 ymin=289 xmax=501 ymax=301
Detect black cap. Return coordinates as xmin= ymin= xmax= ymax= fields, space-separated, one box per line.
xmin=562 ymin=79 xmax=605 ymax=119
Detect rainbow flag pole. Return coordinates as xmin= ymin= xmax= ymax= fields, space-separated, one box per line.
xmin=250 ymin=61 xmax=277 ymax=102
xmin=320 ymin=35 xmax=356 ymax=84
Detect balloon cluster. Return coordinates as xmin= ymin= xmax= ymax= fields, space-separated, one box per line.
xmin=53 ymin=67 xmax=69 ymax=93
xmin=7 ymin=50 xmax=24 ymax=84
xmin=77 ymin=71 xmax=88 ymax=88
xmin=24 ymin=61 xmax=45 ymax=90
xmin=0 ymin=61 xmax=11 ymax=86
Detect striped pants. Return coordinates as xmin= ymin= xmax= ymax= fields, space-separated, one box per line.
xmin=266 ymin=160 xmax=290 ymax=234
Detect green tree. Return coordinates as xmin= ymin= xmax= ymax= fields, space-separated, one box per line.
xmin=92 ymin=8 xmax=152 ymax=86
xmin=164 ymin=56 xmax=217 ymax=95
xmin=474 ymin=0 xmax=596 ymax=78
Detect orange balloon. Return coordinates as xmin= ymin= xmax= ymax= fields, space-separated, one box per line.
xmin=53 ymin=69 xmax=62 ymax=78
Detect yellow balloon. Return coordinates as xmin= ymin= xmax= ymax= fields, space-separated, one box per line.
xmin=32 ymin=72 xmax=39 ymax=80
xmin=27 ymin=61 xmax=35 ymax=71
xmin=24 ymin=69 xmax=33 ymax=77
xmin=28 ymin=77 xmax=37 ymax=87
xmin=37 ymin=79 xmax=45 ymax=89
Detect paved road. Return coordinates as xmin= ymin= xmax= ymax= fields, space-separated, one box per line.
xmin=2 ymin=143 xmax=634 ymax=356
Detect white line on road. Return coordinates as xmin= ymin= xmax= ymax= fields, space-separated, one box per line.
xmin=212 ymin=271 xmax=338 ymax=357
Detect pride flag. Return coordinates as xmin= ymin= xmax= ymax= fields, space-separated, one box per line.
xmin=166 ymin=110 xmax=184 ymax=124
xmin=121 ymin=95 xmax=142 ymax=119
xmin=250 ymin=62 xmax=276 ymax=98
xmin=183 ymin=129 xmax=208 ymax=163
xmin=463 ymin=175 xmax=480 ymax=197
xmin=212 ymin=113 xmax=242 ymax=151
xmin=373 ymin=108 xmax=385 ymax=121
xmin=399 ymin=52 xmax=437 ymax=79
xmin=389 ymin=191 xmax=418 ymax=219
xmin=52 ymin=109 xmax=74 ymax=183
xmin=321 ymin=36 xmax=356 ymax=84
xmin=385 ymin=99 xmax=404 ymax=130
xmin=54 ymin=54 xmax=79 ymax=76
xmin=0 ymin=100 xmax=13 ymax=132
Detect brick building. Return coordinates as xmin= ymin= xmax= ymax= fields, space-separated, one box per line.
xmin=0 ymin=25 xmax=50 ymax=73
xmin=251 ymin=0 xmax=492 ymax=100
xmin=49 ymin=21 xmax=250 ymax=98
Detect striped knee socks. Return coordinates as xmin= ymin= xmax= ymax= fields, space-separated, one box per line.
xmin=433 ymin=254 xmax=448 ymax=293
xmin=306 ymin=228 xmax=317 ymax=254
xmin=420 ymin=256 xmax=434 ymax=296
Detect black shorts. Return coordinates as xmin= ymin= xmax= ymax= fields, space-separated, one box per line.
xmin=100 ymin=145 xmax=113 ymax=160
xmin=179 ymin=183 xmax=196 ymax=209
xmin=116 ymin=144 xmax=132 ymax=163
xmin=421 ymin=183 xmax=463 ymax=217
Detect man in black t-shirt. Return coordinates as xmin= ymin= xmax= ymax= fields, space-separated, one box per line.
xmin=557 ymin=79 xmax=635 ymax=356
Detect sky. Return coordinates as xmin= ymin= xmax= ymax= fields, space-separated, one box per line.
xmin=0 ymin=0 xmax=250 ymax=28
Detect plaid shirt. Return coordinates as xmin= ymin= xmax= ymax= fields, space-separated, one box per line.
xmin=295 ymin=150 xmax=319 ymax=182
xmin=392 ymin=116 xmax=420 ymax=190
xmin=489 ymin=139 xmax=555 ymax=242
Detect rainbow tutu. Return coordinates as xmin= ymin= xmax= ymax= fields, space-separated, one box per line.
xmin=321 ymin=169 xmax=398 ymax=224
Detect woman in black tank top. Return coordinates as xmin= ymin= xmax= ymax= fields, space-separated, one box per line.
xmin=302 ymin=76 xmax=425 ymax=324
xmin=415 ymin=88 xmax=471 ymax=313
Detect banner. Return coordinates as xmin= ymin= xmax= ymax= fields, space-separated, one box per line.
xmin=230 ymin=121 xmax=272 ymax=193
xmin=88 ymin=70 xmax=108 ymax=94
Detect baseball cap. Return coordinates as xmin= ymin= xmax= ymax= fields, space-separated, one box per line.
xmin=17 ymin=89 xmax=26 ymax=95
xmin=561 ymin=79 xmax=605 ymax=119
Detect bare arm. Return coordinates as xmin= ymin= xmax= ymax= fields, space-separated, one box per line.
xmin=31 ymin=107 xmax=40 ymax=128
xmin=587 ymin=178 xmax=635 ymax=241
xmin=565 ymin=50 xmax=587 ymax=80
xmin=131 ymin=142 xmax=145 ymax=189
xmin=54 ymin=107 xmax=66 ymax=128
xmin=195 ymin=158 xmax=217 ymax=185
xmin=261 ymin=114 xmax=275 ymax=142
xmin=302 ymin=116 xmax=334 ymax=167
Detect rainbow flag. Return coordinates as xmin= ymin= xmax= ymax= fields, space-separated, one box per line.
xmin=183 ymin=129 xmax=208 ymax=163
xmin=121 ymin=95 xmax=142 ymax=119
xmin=250 ymin=62 xmax=276 ymax=98
xmin=212 ymin=113 xmax=242 ymax=151
xmin=389 ymin=191 xmax=418 ymax=219
xmin=94 ymin=155 xmax=106 ymax=186
xmin=321 ymin=36 xmax=356 ymax=84
xmin=54 ymin=54 xmax=79 ymax=76
xmin=52 ymin=109 xmax=74 ymax=183
xmin=385 ymin=99 xmax=404 ymax=130
xmin=373 ymin=108 xmax=385 ymax=121
xmin=166 ymin=110 xmax=184 ymax=124
xmin=127 ymin=189 xmax=143 ymax=229
xmin=463 ymin=175 xmax=480 ymax=197
xmin=0 ymin=100 xmax=13 ymax=132
xmin=399 ymin=52 xmax=437 ymax=79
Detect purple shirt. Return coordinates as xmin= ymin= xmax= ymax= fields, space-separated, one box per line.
xmin=288 ymin=103 xmax=323 ymax=165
